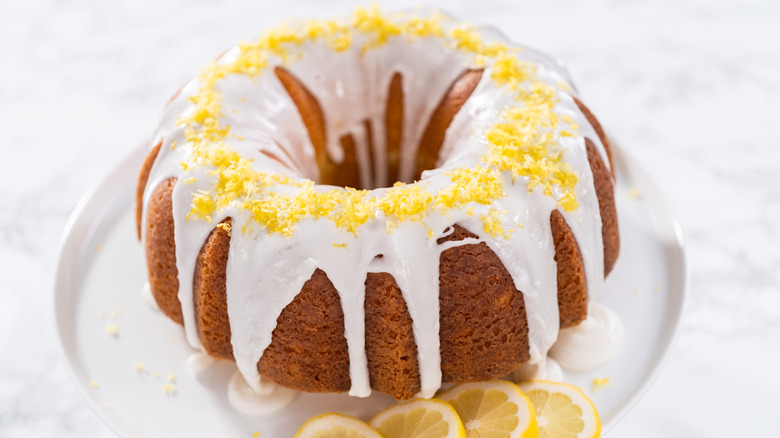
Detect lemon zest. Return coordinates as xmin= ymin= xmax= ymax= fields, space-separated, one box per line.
xmin=175 ymin=6 xmax=583 ymax=235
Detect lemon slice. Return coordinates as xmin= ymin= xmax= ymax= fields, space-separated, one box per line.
xmin=295 ymin=413 xmax=383 ymax=438
xmin=438 ymin=380 xmax=538 ymax=438
xmin=517 ymin=380 xmax=601 ymax=438
xmin=370 ymin=398 xmax=466 ymax=438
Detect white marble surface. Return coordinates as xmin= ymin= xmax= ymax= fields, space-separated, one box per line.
xmin=1 ymin=0 xmax=779 ymax=436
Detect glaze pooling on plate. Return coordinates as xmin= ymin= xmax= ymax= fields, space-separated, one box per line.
xmin=141 ymin=6 xmax=614 ymax=400
xmin=550 ymin=303 xmax=623 ymax=371
xmin=227 ymin=370 xmax=297 ymax=415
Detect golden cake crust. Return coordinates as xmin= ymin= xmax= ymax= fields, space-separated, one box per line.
xmin=193 ymin=218 xmax=233 ymax=360
xmin=144 ymin=177 xmax=182 ymax=324
xmin=365 ymin=271 xmax=421 ymax=399
xmin=551 ymin=210 xmax=588 ymax=328
xmin=135 ymin=141 xmax=161 ymax=239
xmin=575 ymin=97 xmax=615 ymax=178
xmin=585 ymin=137 xmax=620 ymax=275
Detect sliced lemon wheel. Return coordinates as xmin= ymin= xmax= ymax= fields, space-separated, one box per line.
xmin=438 ymin=380 xmax=538 ymax=438
xmin=370 ymin=398 xmax=466 ymax=438
xmin=517 ymin=380 xmax=601 ymax=438
xmin=295 ymin=413 xmax=383 ymax=438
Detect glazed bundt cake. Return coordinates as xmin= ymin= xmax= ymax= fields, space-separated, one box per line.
xmin=136 ymin=7 xmax=619 ymax=401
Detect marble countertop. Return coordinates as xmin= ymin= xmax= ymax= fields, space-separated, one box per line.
xmin=1 ymin=0 xmax=779 ymax=436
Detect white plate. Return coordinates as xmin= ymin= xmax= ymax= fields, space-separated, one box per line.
xmin=55 ymin=143 xmax=687 ymax=437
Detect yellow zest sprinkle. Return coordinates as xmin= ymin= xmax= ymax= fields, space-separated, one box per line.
xmin=133 ymin=362 xmax=145 ymax=372
xmin=90 ymin=381 xmax=99 ymax=388
xmin=484 ymin=84 xmax=580 ymax=211
xmin=332 ymin=242 xmax=347 ymax=248
xmin=162 ymin=384 xmax=178 ymax=394
xmin=111 ymin=309 xmax=123 ymax=319
xmin=628 ymin=187 xmax=642 ymax=199
xmin=167 ymin=374 xmax=176 ymax=382
xmin=217 ymin=222 xmax=232 ymax=236
xmin=253 ymin=432 xmax=261 ymax=438
xmin=153 ymin=371 xmax=159 ymax=377
xmin=376 ymin=183 xmax=433 ymax=222
xmin=95 ymin=244 xmax=103 ymax=253
xmin=561 ymin=114 xmax=579 ymax=130
xmin=385 ymin=219 xmax=399 ymax=234
xmin=352 ymin=5 xmax=401 ymax=50
xmin=437 ymin=167 xmax=504 ymax=210
xmin=448 ymin=24 xmax=509 ymax=65
xmin=481 ymin=209 xmax=512 ymax=238
xmin=187 ymin=191 xmax=217 ymax=223
xmin=98 ymin=310 xmax=104 ymax=318
xmin=176 ymin=6 xmax=582 ymax=235
xmin=106 ymin=324 xmax=119 ymax=335
xmin=592 ymin=377 xmax=611 ymax=392
xmin=183 ymin=177 xmax=196 ymax=184
xmin=490 ymin=52 xmax=535 ymax=89
xmin=401 ymin=15 xmax=445 ymax=39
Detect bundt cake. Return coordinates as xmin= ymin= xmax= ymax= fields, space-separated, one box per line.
xmin=136 ymin=7 xmax=619 ymax=402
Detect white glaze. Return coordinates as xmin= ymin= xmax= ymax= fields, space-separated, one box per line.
xmin=142 ymin=281 xmax=159 ymax=312
xmin=140 ymin=10 xmax=614 ymax=404
xmin=186 ymin=352 xmax=216 ymax=375
xmin=509 ymin=357 xmax=564 ymax=382
xmin=549 ymin=303 xmax=623 ymax=371
xmin=227 ymin=371 xmax=297 ymax=415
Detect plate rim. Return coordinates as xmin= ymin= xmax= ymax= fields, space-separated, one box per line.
xmin=53 ymin=145 xmax=151 ymax=438
xmin=599 ymin=141 xmax=690 ymax=432
xmin=54 ymin=141 xmax=689 ymax=436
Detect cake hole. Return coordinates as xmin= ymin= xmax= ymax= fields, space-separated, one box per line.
xmin=275 ymin=66 xmax=484 ymax=190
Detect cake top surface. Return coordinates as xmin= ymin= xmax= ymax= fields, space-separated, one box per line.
xmin=175 ymin=5 xmax=581 ymax=237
